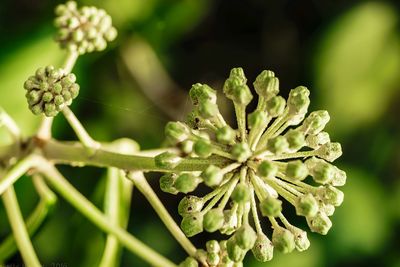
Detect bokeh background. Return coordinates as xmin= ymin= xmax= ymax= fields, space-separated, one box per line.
xmin=1 ymin=0 xmax=400 ymax=266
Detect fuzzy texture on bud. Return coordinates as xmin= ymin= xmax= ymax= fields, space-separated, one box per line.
xmin=260 ymin=197 xmax=282 ymax=217
xmin=295 ymin=193 xmax=319 ymax=217
xmin=174 ymin=173 xmax=200 ymax=193
xmin=178 ymin=195 xmax=204 ymax=216
xmin=202 ymin=165 xmax=223 ymax=187
xmin=204 ymin=208 xmax=225 ymax=232
xmin=306 ymin=212 xmax=332 ymax=235
xmin=231 ymin=184 xmax=251 ymax=203
xmin=234 ymin=224 xmax=257 ymax=250
xmin=285 ymin=160 xmax=308 ymax=181
xmin=251 ymin=233 xmax=274 ymax=262
xmin=257 ymin=161 xmax=278 ymax=179
xmin=272 ymin=227 xmax=295 ymax=254
xmin=181 ymin=212 xmax=204 ymax=237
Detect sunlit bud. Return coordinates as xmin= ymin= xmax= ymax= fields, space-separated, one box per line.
xmin=316 ymin=142 xmax=342 ymax=162
xmin=300 ymin=110 xmax=330 ymax=135
xmin=165 ymin=121 xmax=190 ymax=144
xmin=179 ymin=257 xmax=198 ymax=267
xmin=248 ymin=110 xmax=267 ymax=129
xmin=285 ymin=129 xmax=305 ymax=151
xmin=266 ymin=136 xmax=289 ymax=154
xmin=257 ymin=161 xmax=278 ymax=179
xmin=317 ymin=185 xmax=344 ymax=206
xmin=288 ymin=226 xmax=310 ymax=252
xmin=265 ymin=96 xmax=286 ymax=117
xmin=189 ymin=83 xmax=217 ymax=105
xmin=285 ymin=160 xmax=308 ymax=181
xmin=193 ymin=139 xmax=213 ymax=158
xmin=306 ymin=157 xmax=335 ymax=184
xmin=295 ymin=193 xmax=319 ymax=217
xmin=287 ymin=86 xmax=310 ymax=116
xmin=306 ymin=211 xmax=332 ymax=235
xmin=260 ymin=197 xmax=282 ymax=217
xmin=251 ymin=233 xmax=274 ymax=262
xmin=272 ymin=227 xmax=295 ymax=254
xmin=253 ymin=70 xmax=279 ymax=100
xmin=306 ymin=131 xmax=330 ymax=149
xmin=231 ymin=143 xmax=251 ymax=163
xmin=226 ymin=237 xmax=246 ymax=263
xmin=206 ymin=240 xmax=221 ymax=254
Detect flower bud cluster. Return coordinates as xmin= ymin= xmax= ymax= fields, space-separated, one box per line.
xmin=23 ymin=66 xmax=79 ymax=117
xmin=54 ymin=1 xmax=117 ymax=54
xmin=160 ymin=68 xmax=346 ymax=263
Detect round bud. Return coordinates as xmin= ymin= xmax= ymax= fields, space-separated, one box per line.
xmin=266 ymin=136 xmax=289 ymax=155
xmin=220 ymin=209 xmax=239 ymax=235
xmin=301 ymin=110 xmax=330 ymax=135
xmin=203 ymin=208 xmax=225 ymax=232
xmin=260 ymin=197 xmax=282 ymax=217
xmin=248 ymin=110 xmax=267 ymax=129
xmin=320 ymin=203 xmax=335 ymax=216
xmin=317 ymin=142 xmax=342 ymax=162
xmin=253 ymin=70 xmax=279 ymax=99
xmin=206 ymin=252 xmax=220 ymax=266
xmin=202 ymin=165 xmax=223 ymax=187
xmin=288 ymin=226 xmax=310 ymax=252
xmin=231 ymin=143 xmax=251 ymax=163
xmin=265 ymin=96 xmax=286 ymax=117
xmin=272 ymin=227 xmax=295 ymax=254
xmin=189 ymin=83 xmax=217 ymax=105
xmin=251 ymin=233 xmax=274 ymax=262
xmin=229 ymin=68 xmax=247 ymax=84
xmin=193 ymin=139 xmax=213 ymax=158
xmin=287 ymin=86 xmax=310 ymax=115
xmin=180 ymin=212 xmax=204 ymax=237
xmin=331 ymin=166 xmax=346 ymax=186
xmin=231 ymin=184 xmax=251 ymax=203
xmin=180 ymin=140 xmax=194 ymax=154
xmin=165 ymin=121 xmax=190 ymax=144
xmin=285 ymin=160 xmax=308 ymax=181
xmin=305 ymin=131 xmax=330 ymax=149
xmin=216 ymin=126 xmax=236 ymax=144
xmin=206 ymin=240 xmax=220 ymax=254
xmin=306 ymin=212 xmax=332 ymax=235
xmin=234 ymin=224 xmax=257 ymax=250
xmin=257 ymin=161 xmax=278 ymax=179
xmin=306 ymin=157 xmax=335 ymax=184
xmin=179 ymin=257 xmax=198 ymax=267
xmin=174 ymin=173 xmax=200 ymax=193
xmin=285 ymin=129 xmax=305 ymax=151
xmin=317 ymin=185 xmax=344 ymax=206
xmin=226 ymin=238 xmax=246 ymax=263
xmin=295 ymin=193 xmax=319 ymax=217
xmin=198 ymin=100 xmax=218 ymax=119
xmin=155 ymin=152 xmax=182 ymax=169
xmin=159 ymin=173 xmax=178 ymax=194
xmin=178 ymin=195 xmax=204 ymax=216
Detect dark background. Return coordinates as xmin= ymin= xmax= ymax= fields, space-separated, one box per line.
xmin=1 ymin=0 xmax=400 ymax=266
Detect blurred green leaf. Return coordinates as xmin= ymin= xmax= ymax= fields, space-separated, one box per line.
xmin=313 ymin=2 xmax=400 ymax=137
xmin=327 ymin=166 xmax=391 ymax=259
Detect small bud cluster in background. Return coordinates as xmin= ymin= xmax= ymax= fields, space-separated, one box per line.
xmin=23 ymin=66 xmax=79 ymax=117
xmin=158 ymin=68 xmax=346 ymax=266
xmin=54 ymin=1 xmax=117 ymax=54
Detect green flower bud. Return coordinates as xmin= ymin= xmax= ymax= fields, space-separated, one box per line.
xmin=265 ymin=96 xmax=286 ymax=117
xmin=155 ymin=152 xmax=182 ymax=169
xmin=251 ymin=233 xmax=274 ymax=262
xmin=317 ymin=185 xmax=344 ymax=206
xmin=198 ymin=100 xmax=219 ymax=119
xmin=285 ymin=129 xmax=305 ymax=151
xmin=193 ymin=139 xmax=213 ymax=158
xmin=181 ymin=212 xmax=204 ymax=237
xmin=257 ymin=161 xmax=278 ymax=178
xmin=206 ymin=252 xmax=220 ymax=266
xmin=260 ymin=197 xmax=282 ymax=217
xmin=216 ymin=126 xmax=236 ymax=144
xmin=24 ymin=66 xmax=80 ymax=116
xmin=231 ymin=143 xmax=251 ymax=163
xmin=178 ymin=195 xmax=204 ymax=216
xmin=285 ymin=160 xmax=308 ymax=181
xmin=206 ymin=240 xmax=220 ymax=253
xmin=306 ymin=157 xmax=335 ymax=184
xmin=248 ymin=110 xmax=267 ymax=129
xmin=195 ymin=249 xmax=208 ymax=264
xmin=159 ymin=173 xmax=178 ymax=194
xmin=179 ymin=256 xmax=198 ymax=267
xmin=306 ymin=212 xmax=332 ymax=235
xmin=266 ymin=136 xmax=289 ymax=154
xmin=231 ymin=184 xmax=251 ymax=203
xmin=220 ymin=209 xmax=239 ymax=235
xmin=226 ymin=238 xmax=246 ymax=263
xmin=180 ymin=140 xmax=194 ymax=154
xmin=287 ymin=86 xmax=310 ymax=115
xmin=204 ymin=208 xmax=225 ymax=232
xmin=253 ymin=70 xmax=279 ymax=99
xmin=189 ymin=83 xmax=217 ymax=105
xmin=202 ymin=165 xmax=223 ymax=187
xmin=165 ymin=121 xmax=190 ymax=144
xmin=317 ymin=142 xmax=342 ymax=162
xmin=331 ymin=166 xmax=346 ymax=186
xmin=295 ymin=193 xmax=319 ymax=217
xmin=305 ymin=131 xmax=330 ymax=149
xmin=234 ymin=224 xmax=257 ymax=250
xmin=223 ymin=68 xmax=253 ymax=105
xmin=272 ymin=227 xmax=295 ymax=254
xmin=320 ymin=203 xmax=335 ymax=216
xmin=300 ymin=110 xmax=330 ymax=135
xmin=175 ymin=173 xmax=200 ymax=193
xmin=229 ymin=67 xmax=247 ymax=84
xmin=288 ymin=226 xmax=310 ymax=252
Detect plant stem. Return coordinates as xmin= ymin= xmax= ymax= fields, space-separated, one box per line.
xmin=127 ymin=171 xmax=197 ymax=257
xmin=0 ymin=106 xmax=21 ymax=141
xmin=40 ymin=163 xmax=177 ymax=267
xmin=0 ymin=154 xmax=43 ymax=195
xmin=41 ymin=139 xmax=231 ymax=172
xmin=1 ymin=186 xmax=41 ymax=267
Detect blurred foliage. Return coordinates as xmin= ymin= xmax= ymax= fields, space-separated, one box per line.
xmin=1 ymin=0 xmax=400 ymax=267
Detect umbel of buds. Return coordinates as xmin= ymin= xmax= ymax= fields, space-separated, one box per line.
xmin=24 ymin=66 xmax=79 ymax=117
xmin=158 ymin=68 xmax=346 ymax=266
xmin=54 ymin=1 xmax=117 ymax=54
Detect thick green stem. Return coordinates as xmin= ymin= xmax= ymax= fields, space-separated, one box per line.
xmin=41 ymin=139 xmax=231 ymax=172
xmin=127 ymin=172 xmax=197 ymax=257
xmin=2 ymin=186 xmax=41 ymax=267
xmin=40 ymin=163 xmax=176 ymax=267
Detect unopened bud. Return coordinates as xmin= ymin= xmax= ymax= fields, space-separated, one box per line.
xmin=194 ymin=139 xmax=213 ymax=158
xmin=295 ymin=193 xmax=319 ymax=217
xmin=175 ymin=173 xmax=200 ymax=193
xmin=155 ymin=152 xmax=182 ymax=169
xmin=231 ymin=143 xmax=251 ymax=163
xmin=272 ymin=227 xmax=295 ymax=254
xmin=251 ymin=233 xmax=274 ymax=262
xmin=265 ymin=96 xmax=286 ymax=117
xmin=234 ymin=224 xmax=257 ymax=250
xmin=202 ymin=165 xmax=223 ymax=187
xmin=260 ymin=197 xmax=282 ymax=217
xmin=257 ymin=161 xmax=278 ymax=179
xmin=231 ymin=184 xmax=251 ymax=203
xmin=181 ymin=212 xmax=204 ymax=237
xmin=178 ymin=195 xmax=204 ymax=216
xmin=253 ymin=70 xmax=279 ymax=100
xmin=204 ymin=208 xmax=225 ymax=232
xmin=266 ymin=136 xmax=289 ymax=154
xmin=306 ymin=212 xmax=332 ymax=235
xmin=159 ymin=173 xmax=178 ymax=194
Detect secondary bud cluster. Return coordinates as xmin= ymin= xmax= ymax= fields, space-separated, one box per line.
xmin=23 ymin=66 xmax=79 ymax=117
xmin=160 ymin=68 xmax=346 ymax=264
xmin=54 ymin=1 xmax=117 ymax=54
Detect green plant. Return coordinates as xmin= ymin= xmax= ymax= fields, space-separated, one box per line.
xmin=0 ymin=1 xmax=346 ymax=267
